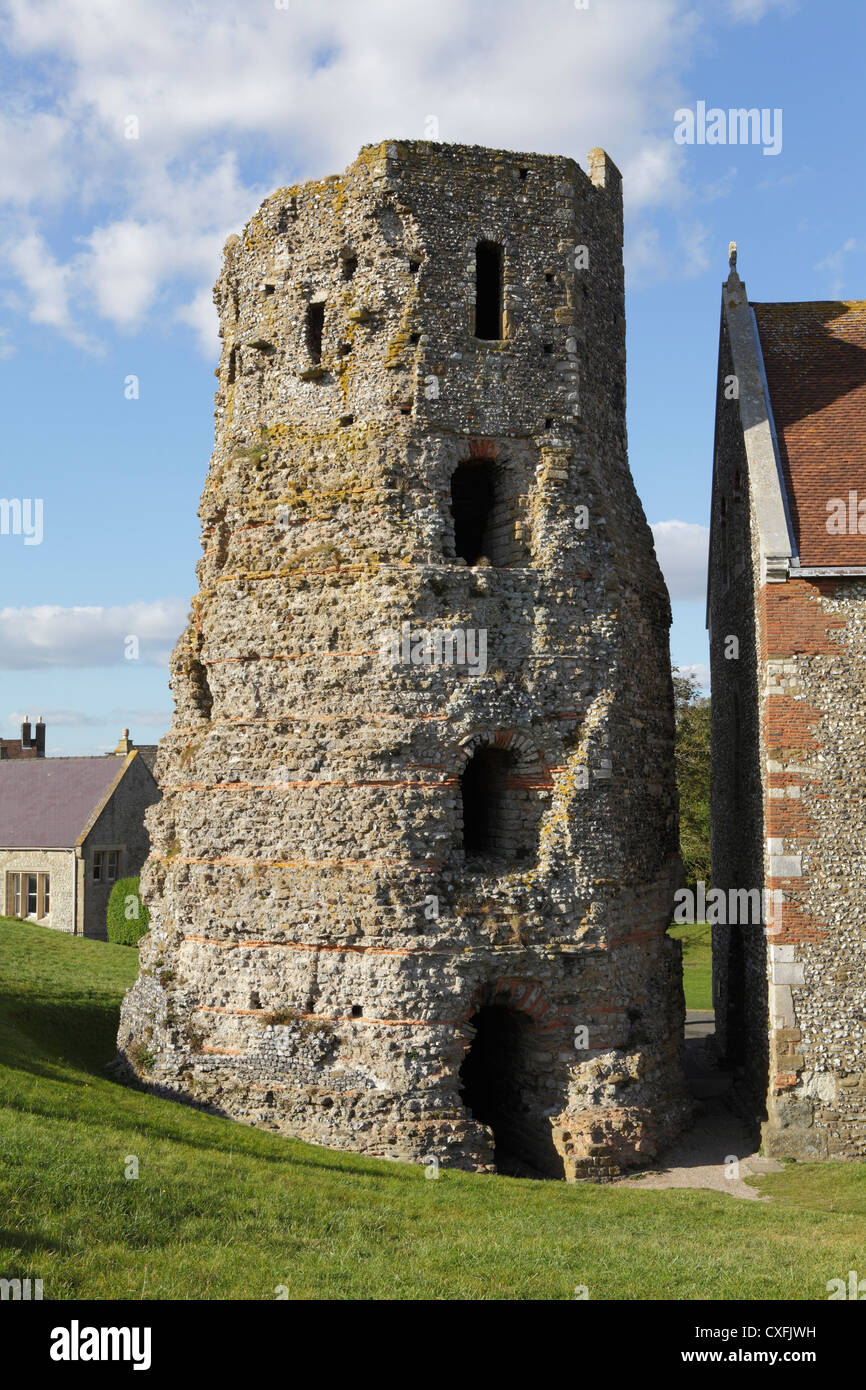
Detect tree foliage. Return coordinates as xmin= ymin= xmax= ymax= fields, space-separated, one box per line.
xmin=672 ymin=670 xmax=711 ymax=891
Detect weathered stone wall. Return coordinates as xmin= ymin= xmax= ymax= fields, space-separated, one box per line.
xmin=709 ymin=316 xmax=769 ymax=1121
xmin=118 ymin=141 xmax=689 ymax=1179
xmin=711 ymin=272 xmax=866 ymax=1160
xmin=755 ymin=577 xmax=866 ymax=1157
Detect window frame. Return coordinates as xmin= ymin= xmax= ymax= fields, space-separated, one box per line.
xmin=93 ymin=849 xmax=120 ymax=884
xmin=6 ymin=870 xmax=51 ymax=921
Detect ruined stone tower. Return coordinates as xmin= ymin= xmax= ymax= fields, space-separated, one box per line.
xmin=118 ymin=140 xmax=689 ymax=1179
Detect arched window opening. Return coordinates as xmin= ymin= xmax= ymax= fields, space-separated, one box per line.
xmin=475 ymin=241 xmax=503 ymax=340
xmin=449 ymin=459 xmax=528 ymax=567
xmin=459 ymin=1004 xmax=561 ymax=1176
xmin=451 ymin=461 xmax=495 ymax=565
xmin=306 ymin=300 xmax=325 ymax=363
xmin=188 ymin=657 xmax=213 ymax=722
xmin=461 ymin=745 xmax=535 ymax=863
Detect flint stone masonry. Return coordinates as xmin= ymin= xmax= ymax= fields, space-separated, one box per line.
xmin=117 ymin=140 xmax=690 ymax=1180
xmin=710 ymin=260 xmax=866 ymax=1160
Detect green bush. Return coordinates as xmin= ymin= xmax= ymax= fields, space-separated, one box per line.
xmin=106 ymin=877 xmax=150 ymax=946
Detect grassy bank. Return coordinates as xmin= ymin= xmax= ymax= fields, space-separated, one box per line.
xmin=0 ymin=918 xmax=862 ymax=1300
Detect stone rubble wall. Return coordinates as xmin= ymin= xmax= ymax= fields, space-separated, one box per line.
xmin=118 ymin=141 xmax=689 ymax=1179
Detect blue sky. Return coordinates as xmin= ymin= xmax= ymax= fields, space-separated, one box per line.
xmin=1 ymin=0 xmax=863 ymax=754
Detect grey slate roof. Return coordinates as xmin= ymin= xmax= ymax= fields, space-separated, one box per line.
xmin=0 ymin=757 xmax=126 ymax=849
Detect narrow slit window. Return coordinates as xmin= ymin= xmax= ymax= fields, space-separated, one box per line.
xmin=475 ymin=241 xmax=503 ymax=340
xmin=306 ymin=300 xmax=325 ymax=363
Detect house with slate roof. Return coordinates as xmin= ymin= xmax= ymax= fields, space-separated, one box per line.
xmin=0 ymin=743 xmax=160 ymax=938
xmin=709 ymin=246 xmax=866 ymax=1160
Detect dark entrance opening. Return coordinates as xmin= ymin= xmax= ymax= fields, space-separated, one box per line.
xmin=459 ymin=1004 xmax=561 ymax=1176
xmin=450 ymin=460 xmax=495 ymax=565
xmin=475 ymin=240 xmax=503 ymax=340
xmin=460 ymin=746 xmax=518 ymax=859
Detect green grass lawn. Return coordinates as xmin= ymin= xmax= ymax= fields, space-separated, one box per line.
xmin=1 ymin=917 xmax=864 ymax=1300
xmin=668 ymin=920 xmax=713 ymax=1010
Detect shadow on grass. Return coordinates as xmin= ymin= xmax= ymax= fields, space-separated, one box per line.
xmin=0 ymin=1226 xmax=66 ymax=1257
xmin=1 ymin=989 xmax=121 ymax=1074
xmin=0 ymin=989 xmax=423 ymax=1185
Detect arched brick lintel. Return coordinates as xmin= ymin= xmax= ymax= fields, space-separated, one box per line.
xmin=452 ymin=728 xmax=553 ymax=787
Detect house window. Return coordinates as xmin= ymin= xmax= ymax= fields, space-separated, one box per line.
xmin=6 ymin=871 xmax=51 ymax=921
xmin=475 ymin=241 xmax=503 ymax=340
xmin=93 ymin=850 xmax=119 ymax=884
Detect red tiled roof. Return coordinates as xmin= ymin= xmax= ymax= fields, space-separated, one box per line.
xmin=753 ymin=300 xmax=866 ymax=566
xmin=0 ymin=757 xmax=125 ymax=849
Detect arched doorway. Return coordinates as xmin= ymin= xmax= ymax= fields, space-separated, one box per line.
xmin=459 ymin=1002 xmax=561 ymax=1177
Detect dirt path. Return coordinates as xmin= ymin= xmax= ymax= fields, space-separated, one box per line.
xmin=616 ymin=1011 xmax=783 ymax=1201
xmin=617 ymin=1099 xmax=783 ymax=1199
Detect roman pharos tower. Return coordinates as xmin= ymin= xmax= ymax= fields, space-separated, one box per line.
xmin=118 ymin=141 xmax=689 ymax=1179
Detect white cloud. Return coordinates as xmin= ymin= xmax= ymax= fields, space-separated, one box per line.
xmin=651 ymin=520 xmax=710 ymax=601
xmin=673 ymin=661 xmax=711 ymax=691
xmin=82 ymin=220 xmax=167 ymax=327
xmin=815 ymin=238 xmax=861 ymax=298
xmin=727 ymin=0 xmax=797 ymax=22
xmin=175 ymin=286 xmax=220 ymax=357
xmin=0 ymin=109 xmax=71 ymax=205
xmin=0 ymin=0 xmax=718 ymax=353
xmin=5 ymin=231 xmax=95 ymax=349
xmin=0 ymin=599 xmax=187 ymax=669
